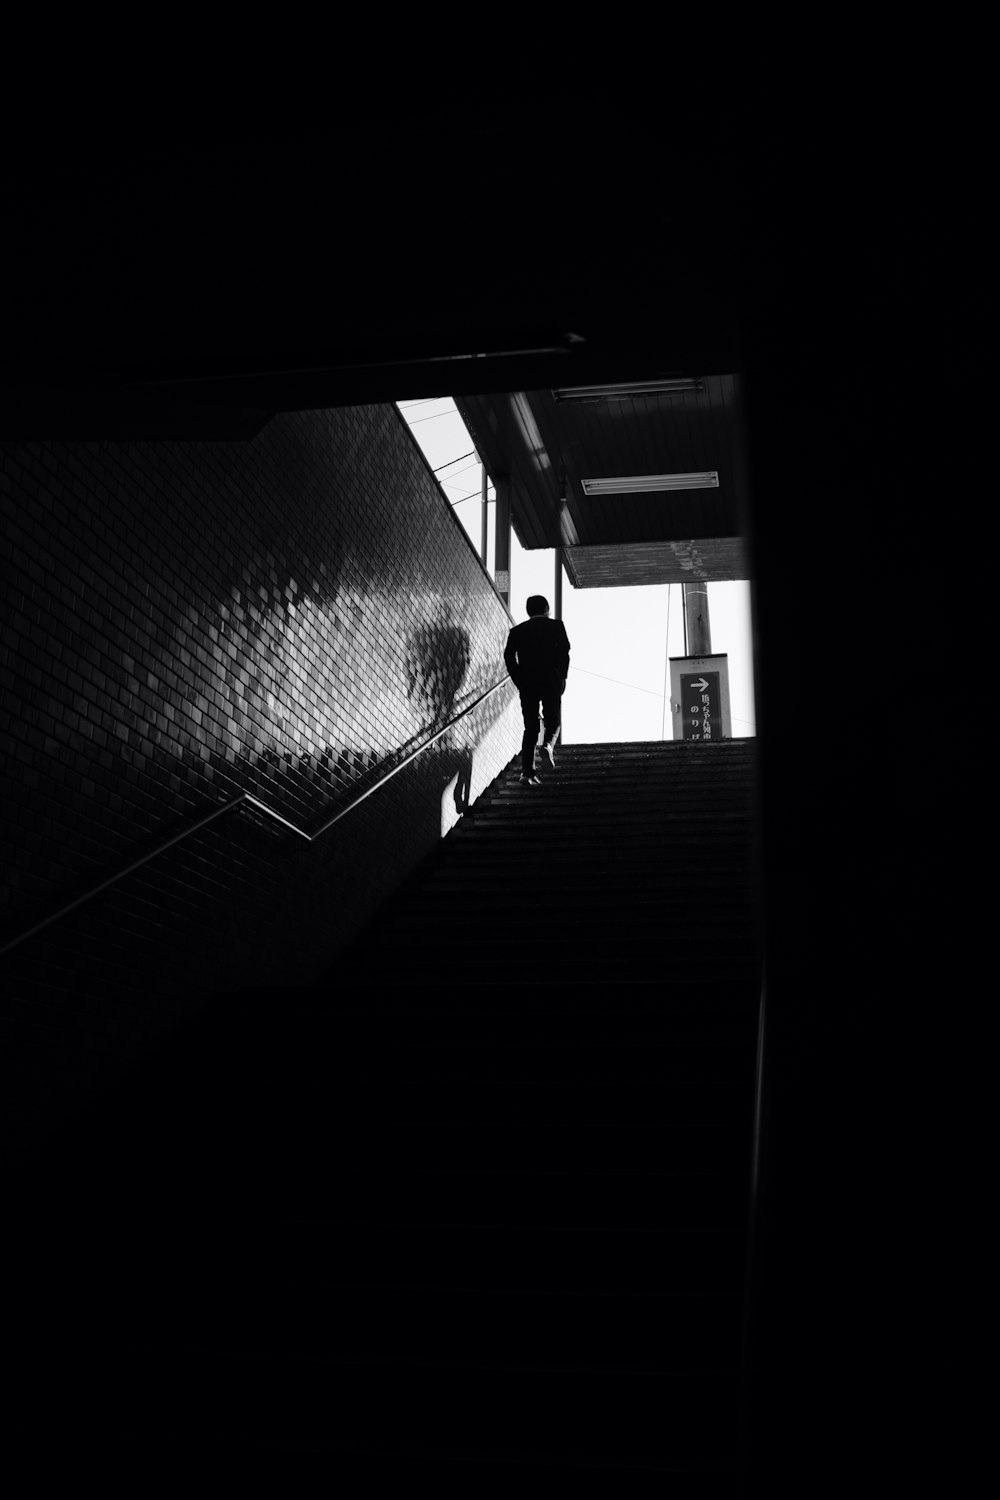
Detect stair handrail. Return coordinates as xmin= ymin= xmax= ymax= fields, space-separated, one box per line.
xmin=0 ymin=675 xmax=514 ymax=959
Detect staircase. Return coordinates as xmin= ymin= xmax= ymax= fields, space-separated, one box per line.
xmin=10 ymin=739 xmax=763 ymax=1488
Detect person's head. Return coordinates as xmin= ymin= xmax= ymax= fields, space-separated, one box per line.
xmin=526 ymin=595 xmax=550 ymax=617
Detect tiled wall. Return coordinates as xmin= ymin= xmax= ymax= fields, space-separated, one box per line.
xmin=1 ymin=404 xmax=521 ymax=1155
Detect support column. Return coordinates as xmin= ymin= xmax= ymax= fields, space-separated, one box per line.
xmin=683 ymin=582 xmax=712 ymax=656
xmin=478 ymin=452 xmax=488 ymax=567
xmin=494 ymin=476 xmax=511 ymax=611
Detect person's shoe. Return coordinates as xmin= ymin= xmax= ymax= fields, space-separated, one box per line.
xmin=539 ymin=742 xmax=556 ymax=769
xmin=519 ymin=773 xmax=541 ymax=786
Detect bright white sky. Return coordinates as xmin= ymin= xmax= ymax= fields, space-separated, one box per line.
xmin=398 ymin=397 xmax=756 ymax=744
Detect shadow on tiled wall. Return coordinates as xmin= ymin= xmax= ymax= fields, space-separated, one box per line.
xmin=0 ymin=403 xmax=521 ymax=1160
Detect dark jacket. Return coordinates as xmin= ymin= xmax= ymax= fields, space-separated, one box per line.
xmin=504 ymin=616 xmax=571 ymax=688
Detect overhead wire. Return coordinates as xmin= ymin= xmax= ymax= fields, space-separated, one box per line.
xmin=398 ymin=401 xmax=489 ymax=498
xmin=569 ymin=663 xmax=754 ymax=729
xmin=405 ymin=408 xmax=465 ymax=426
xmin=450 ymin=485 xmax=495 ymax=506
xmin=433 ymin=450 xmax=477 ymax=472
xmin=569 ymin=665 xmax=662 ymax=697
xmin=437 ymin=461 xmax=482 ymax=484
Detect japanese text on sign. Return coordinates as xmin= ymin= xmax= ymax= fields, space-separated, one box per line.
xmin=680 ymin=672 xmax=721 ymax=741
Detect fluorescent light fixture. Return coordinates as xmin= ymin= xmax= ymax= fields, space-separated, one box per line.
xmin=559 ymin=498 xmax=580 ymax=547
xmin=552 ymin=378 xmax=703 ymax=402
xmin=581 ymin=472 xmax=719 ymax=495
xmin=510 ymin=392 xmax=551 ymax=471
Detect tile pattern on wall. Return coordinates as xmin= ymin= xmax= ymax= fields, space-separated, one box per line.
xmin=2 ymin=404 xmax=515 ymax=911
xmin=0 ymin=403 xmax=522 ymax=1153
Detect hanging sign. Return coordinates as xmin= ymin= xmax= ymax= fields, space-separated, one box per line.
xmin=669 ymin=654 xmax=733 ymax=740
xmin=680 ymin=671 xmax=721 ymax=741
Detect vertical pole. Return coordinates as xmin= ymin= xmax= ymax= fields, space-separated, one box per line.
xmin=495 ymin=475 xmax=511 ymax=611
xmin=683 ymin=582 xmax=712 ymax=656
xmin=479 ymin=453 xmax=488 ymax=567
xmin=662 ymin=583 xmax=672 ymax=740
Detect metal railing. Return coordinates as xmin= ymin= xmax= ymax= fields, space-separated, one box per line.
xmin=0 ymin=677 xmax=513 ymax=960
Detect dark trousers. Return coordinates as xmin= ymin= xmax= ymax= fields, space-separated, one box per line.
xmin=517 ymin=680 xmax=562 ymax=773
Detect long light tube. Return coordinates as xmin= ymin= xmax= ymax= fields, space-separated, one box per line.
xmin=581 ymin=472 xmax=719 ymax=495
xmin=552 ymin=378 xmax=703 ymax=401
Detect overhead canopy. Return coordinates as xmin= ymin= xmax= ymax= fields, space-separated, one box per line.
xmin=455 ymin=375 xmax=752 ymax=588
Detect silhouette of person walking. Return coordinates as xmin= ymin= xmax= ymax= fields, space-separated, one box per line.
xmin=504 ymin=595 xmax=571 ymax=785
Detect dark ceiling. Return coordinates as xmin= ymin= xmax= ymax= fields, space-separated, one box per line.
xmin=0 ymin=99 xmax=755 ymax=589
xmin=0 ymin=100 xmax=747 ymax=438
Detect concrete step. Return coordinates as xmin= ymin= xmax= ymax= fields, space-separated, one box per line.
xmin=39 ymin=1114 xmax=747 ymax=1196
xmin=511 ymin=745 xmax=755 ymax=765
xmin=421 ymin=870 xmax=755 ymax=889
xmin=265 ymin=1076 xmax=753 ymax=1133
xmin=334 ymin=979 xmax=760 ymax=1013
xmin=455 ymin=823 xmax=755 ymax=841
xmin=386 ymin=909 xmax=755 ymax=935
xmin=396 ymin=962 xmax=759 ymax=987
xmin=332 ymin=1041 xmax=756 ymax=1087
xmin=74 ymin=1223 xmax=744 ymax=1371
xmin=410 ymin=868 xmax=755 ymax=889
xmin=85 ymin=1348 xmax=743 ymax=1469
xmin=394 ymin=950 xmax=760 ymax=979
xmin=250 ymin=1283 xmax=745 ymax=1375
xmin=233 ymin=1219 xmax=747 ymax=1298
xmin=285 ymin=1165 xmax=751 ymax=1233
xmin=431 ymin=859 xmax=756 ymax=879
xmin=469 ymin=796 xmax=755 ymax=811
xmin=263 ymin=1013 xmax=759 ymax=1051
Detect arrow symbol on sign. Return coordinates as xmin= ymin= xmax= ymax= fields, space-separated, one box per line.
xmin=689 ymin=678 xmax=709 ymax=691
